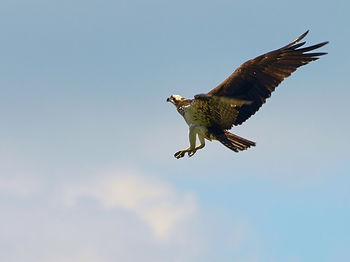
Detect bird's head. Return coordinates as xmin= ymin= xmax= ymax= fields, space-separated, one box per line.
xmin=166 ymin=94 xmax=185 ymax=106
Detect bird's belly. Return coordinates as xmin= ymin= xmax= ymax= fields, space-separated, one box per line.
xmin=193 ymin=125 xmax=207 ymax=136
xmin=188 ymin=124 xmax=215 ymax=141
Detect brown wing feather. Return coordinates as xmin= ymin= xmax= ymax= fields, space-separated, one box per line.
xmin=192 ymin=94 xmax=250 ymax=129
xmin=208 ymin=30 xmax=328 ymax=126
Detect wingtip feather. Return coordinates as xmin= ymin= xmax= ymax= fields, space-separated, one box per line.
xmin=298 ymin=30 xmax=309 ymax=41
xmin=282 ymin=30 xmax=309 ymax=49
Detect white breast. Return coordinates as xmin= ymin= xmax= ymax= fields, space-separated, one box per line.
xmin=183 ymin=105 xmax=195 ymax=125
xmin=179 ymin=105 xmax=213 ymax=141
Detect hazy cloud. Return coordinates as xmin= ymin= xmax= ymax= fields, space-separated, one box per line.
xmin=62 ymin=168 xmax=197 ymax=238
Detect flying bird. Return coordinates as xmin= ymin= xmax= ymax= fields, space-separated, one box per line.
xmin=167 ymin=31 xmax=328 ymax=159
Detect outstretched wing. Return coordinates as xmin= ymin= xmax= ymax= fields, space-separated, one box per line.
xmin=207 ymin=30 xmax=328 ymax=126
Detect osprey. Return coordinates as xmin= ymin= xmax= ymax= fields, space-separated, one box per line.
xmin=167 ymin=31 xmax=328 ymax=159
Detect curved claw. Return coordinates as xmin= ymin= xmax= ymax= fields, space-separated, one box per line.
xmin=174 ymin=150 xmax=186 ymax=159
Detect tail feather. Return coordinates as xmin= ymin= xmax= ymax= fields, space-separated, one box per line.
xmin=216 ymin=130 xmax=256 ymax=152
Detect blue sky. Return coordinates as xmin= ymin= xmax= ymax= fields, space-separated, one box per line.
xmin=1 ymin=0 xmax=349 ymax=261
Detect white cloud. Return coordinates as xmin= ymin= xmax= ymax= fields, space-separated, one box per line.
xmin=62 ymin=168 xmax=197 ymax=238
xmin=0 ymin=162 xmax=257 ymax=262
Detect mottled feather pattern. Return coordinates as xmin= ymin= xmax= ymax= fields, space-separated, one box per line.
xmin=187 ymin=96 xmax=241 ymax=129
xmin=185 ymin=99 xmax=214 ymax=126
xmin=207 ymin=97 xmax=239 ymax=129
xmin=192 ymin=95 xmax=252 ymax=129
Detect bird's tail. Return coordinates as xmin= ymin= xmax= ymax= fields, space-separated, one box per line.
xmin=216 ymin=130 xmax=256 ymax=152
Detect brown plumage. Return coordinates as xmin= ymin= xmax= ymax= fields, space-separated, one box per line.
xmin=167 ymin=31 xmax=328 ymax=158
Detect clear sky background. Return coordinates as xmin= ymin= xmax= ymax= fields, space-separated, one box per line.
xmin=1 ymin=1 xmax=349 ymax=261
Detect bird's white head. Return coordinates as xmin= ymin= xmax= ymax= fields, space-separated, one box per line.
xmin=166 ymin=94 xmax=185 ymax=106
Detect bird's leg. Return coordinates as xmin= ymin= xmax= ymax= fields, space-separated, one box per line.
xmin=194 ymin=135 xmax=206 ymax=153
xmin=188 ymin=134 xmax=206 ymax=157
xmin=174 ymin=125 xmax=197 ymax=159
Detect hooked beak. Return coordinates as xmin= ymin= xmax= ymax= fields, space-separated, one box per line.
xmin=166 ymin=97 xmax=170 ymax=102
